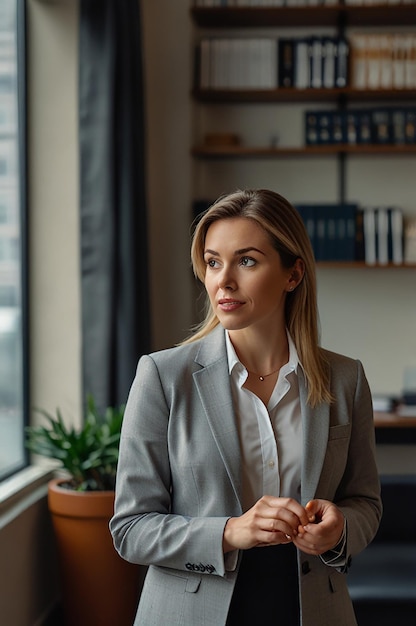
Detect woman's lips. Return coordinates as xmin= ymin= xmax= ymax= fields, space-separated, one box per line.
xmin=218 ymin=299 xmax=244 ymax=311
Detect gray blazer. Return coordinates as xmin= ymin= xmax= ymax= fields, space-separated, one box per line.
xmin=110 ymin=325 xmax=382 ymax=626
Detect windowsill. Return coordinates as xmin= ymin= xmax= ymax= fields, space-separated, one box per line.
xmin=0 ymin=465 xmax=56 ymax=530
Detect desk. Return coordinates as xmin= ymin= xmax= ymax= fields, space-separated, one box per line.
xmin=374 ymin=411 xmax=416 ymax=428
xmin=374 ymin=411 xmax=416 ymax=443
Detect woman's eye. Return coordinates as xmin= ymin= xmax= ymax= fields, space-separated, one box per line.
xmin=206 ymin=258 xmax=219 ymax=268
xmin=240 ymin=256 xmax=256 ymax=267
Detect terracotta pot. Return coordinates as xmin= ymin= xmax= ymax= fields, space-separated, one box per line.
xmin=48 ymin=478 xmax=143 ymax=626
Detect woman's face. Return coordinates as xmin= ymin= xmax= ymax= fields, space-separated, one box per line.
xmin=203 ymin=217 xmax=296 ymax=333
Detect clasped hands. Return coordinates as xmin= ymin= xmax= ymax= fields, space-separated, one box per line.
xmin=223 ymin=495 xmax=344 ymax=556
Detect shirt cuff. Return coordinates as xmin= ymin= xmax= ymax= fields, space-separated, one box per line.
xmin=319 ymin=517 xmax=347 ymax=568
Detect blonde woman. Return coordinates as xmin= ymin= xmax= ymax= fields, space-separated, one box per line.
xmin=111 ymin=188 xmax=381 ymax=626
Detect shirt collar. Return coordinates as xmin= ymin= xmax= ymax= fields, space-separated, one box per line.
xmin=225 ymin=329 xmax=301 ymax=377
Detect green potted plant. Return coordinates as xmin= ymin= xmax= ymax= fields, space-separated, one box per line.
xmin=26 ymin=395 xmax=123 ymax=492
xmin=25 ymin=396 xmax=143 ymax=626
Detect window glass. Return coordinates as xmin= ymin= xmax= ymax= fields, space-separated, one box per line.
xmin=0 ymin=0 xmax=27 ymax=480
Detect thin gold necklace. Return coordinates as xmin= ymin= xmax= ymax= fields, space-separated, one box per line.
xmin=247 ymin=365 xmax=281 ymax=382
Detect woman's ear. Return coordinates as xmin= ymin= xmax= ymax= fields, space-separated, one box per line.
xmin=287 ymin=258 xmax=305 ymax=292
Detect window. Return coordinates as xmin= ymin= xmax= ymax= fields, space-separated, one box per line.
xmin=0 ymin=0 xmax=27 ymax=480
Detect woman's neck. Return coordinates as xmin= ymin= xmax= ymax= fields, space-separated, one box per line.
xmin=228 ymin=326 xmax=289 ymax=375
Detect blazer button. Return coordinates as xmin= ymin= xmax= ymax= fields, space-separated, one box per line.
xmin=302 ymin=561 xmax=311 ymax=575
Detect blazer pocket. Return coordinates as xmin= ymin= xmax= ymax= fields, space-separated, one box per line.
xmin=153 ymin=566 xmax=202 ymax=594
xmin=328 ymin=423 xmax=351 ymax=441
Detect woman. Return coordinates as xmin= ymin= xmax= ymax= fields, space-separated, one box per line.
xmin=110 ymin=188 xmax=382 ymax=626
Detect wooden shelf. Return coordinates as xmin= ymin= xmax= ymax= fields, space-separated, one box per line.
xmin=192 ymin=145 xmax=315 ymax=158
xmin=191 ymin=5 xmax=342 ymax=27
xmin=192 ymin=144 xmax=416 ymax=158
xmin=193 ymin=87 xmax=416 ymax=103
xmin=191 ymin=4 xmax=416 ymax=28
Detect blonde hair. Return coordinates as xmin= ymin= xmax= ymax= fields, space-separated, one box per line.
xmin=183 ymin=188 xmax=331 ymax=407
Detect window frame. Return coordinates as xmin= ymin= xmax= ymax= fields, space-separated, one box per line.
xmin=17 ymin=0 xmax=29 ymax=474
xmin=17 ymin=0 xmax=30 ymax=467
xmin=0 ymin=0 xmax=29 ymax=481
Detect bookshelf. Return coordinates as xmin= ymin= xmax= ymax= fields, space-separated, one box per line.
xmin=190 ymin=2 xmax=416 ymax=268
xmin=192 ymin=144 xmax=416 ymax=158
xmin=193 ymin=88 xmax=416 ymax=103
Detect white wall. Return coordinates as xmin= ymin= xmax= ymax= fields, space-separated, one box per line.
xmin=28 ymin=0 xmax=81 ymax=425
xmin=142 ymin=0 xmax=194 ymax=349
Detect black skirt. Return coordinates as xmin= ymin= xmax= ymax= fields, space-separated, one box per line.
xmin=226 ymin=542 xmax=300 ymax=626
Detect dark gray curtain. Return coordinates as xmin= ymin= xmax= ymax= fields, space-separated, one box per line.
xmin=79 ymin=0 xmax=150 ymax=412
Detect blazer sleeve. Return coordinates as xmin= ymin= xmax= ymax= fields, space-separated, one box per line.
xmin=109 ymin=354 xmax=232 ymax=577
xmin=333 ymin=359 xmax=382 ymax=559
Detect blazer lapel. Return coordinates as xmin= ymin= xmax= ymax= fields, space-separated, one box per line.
xmin=299 ymin=367 xmax=330 ymax=505
xmin=193 ymin=327 xmax=242 ymax=509
xmin=191 ymin=327 xmax=331 ymax=510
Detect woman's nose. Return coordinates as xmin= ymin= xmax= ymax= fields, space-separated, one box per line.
xmin=218 ymin=267 xmax=236 ymax=291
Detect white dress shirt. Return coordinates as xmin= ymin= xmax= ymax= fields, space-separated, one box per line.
xmin=225 ymin=329 xmax=347 ymax=567
xmin=225 ymin=330 xmax=302 ymax=512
